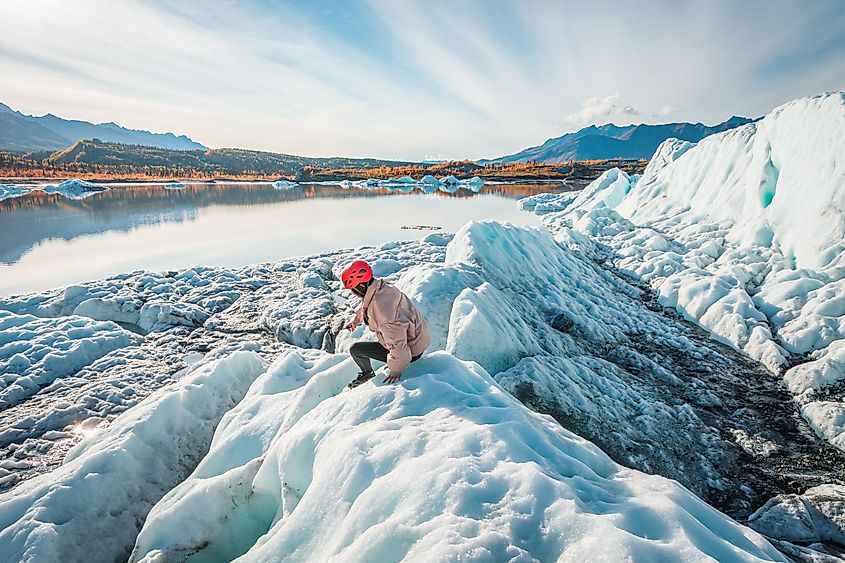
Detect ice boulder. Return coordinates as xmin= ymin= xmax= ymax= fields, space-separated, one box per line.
xmin=0 ymin=184 xmax=30 ymax=201
xmin=420 ymin=174 xmax=441 ymax=185
xmin=518 ymin=191 xmax=578 ymax=215
xmin=41 ymin=179 xmax=109 ymax=200
xmin=273 ymin=180 xmax=297 ymax=190
xmin=138 ymin=301 xmax=210 ymax=332
xmin=128 ymin=349 xmax=785 ymax=562
xmin=748 ymin=484 xmax=845 ymax=545
xmin=565 ymin=167 xmax=634 ymax=215
xmin=461 ymin=175 xmax=485 ymax=191
xmin=386 ymin=175 xmax=417 ymax=185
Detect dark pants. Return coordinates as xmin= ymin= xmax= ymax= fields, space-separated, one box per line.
xmin=350 ymin=341 xmax=421 ymax=374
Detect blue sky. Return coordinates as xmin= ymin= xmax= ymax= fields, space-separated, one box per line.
xmin=2 ymin=0 xmax=844 ymax=160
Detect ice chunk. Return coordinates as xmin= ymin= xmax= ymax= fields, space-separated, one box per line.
xmin=0 ymin=184 xmax=31 ymax=201
xmin=802 ymin=401 xmax=845 ymax=452
xmin=41 ymin=179 xmax=109 ymax=200
xmin=461 ymin=175 xmax=485 ymax=191
xmin=748 ymin=484 xmax=845 ymax=544
xmin=138 ymin=301 xmax=210 ymax=332
xmin=273 ymin=180 xmax=297 ymax=190
xmin=447 ymin=282 xmax=544 ymax=374
xmin=566 ymin=167 xmax=634 ymax=213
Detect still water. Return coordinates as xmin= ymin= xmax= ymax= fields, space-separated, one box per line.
xmin=0 ymin=182 xmax=565 ymax=295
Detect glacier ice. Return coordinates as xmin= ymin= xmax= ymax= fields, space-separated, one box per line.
xmin=0 ymin=351 xmax=266 ymax=563
xmin=127 ymin=349 xmax=786 ymax=562
xmin=0 ymin=311 xmax=140 ymax=409
xmin=521 ymin=91 xmax=845 ymax=455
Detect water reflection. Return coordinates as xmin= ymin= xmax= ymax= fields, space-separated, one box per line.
xmin=0 ymin=182 xmax=571 ymax=295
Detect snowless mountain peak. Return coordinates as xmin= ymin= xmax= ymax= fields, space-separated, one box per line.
xmin=0 ymin=101 xmax=207 ymax=152
xmin=486 ymin=115 xmax=754 ymax=164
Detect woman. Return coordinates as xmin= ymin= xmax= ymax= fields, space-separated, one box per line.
xmin=342 ymin=260 xmax=431 ymax=388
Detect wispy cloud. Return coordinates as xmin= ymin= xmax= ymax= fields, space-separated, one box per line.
xmin=1 ymin=0 xmax=844 ymax=160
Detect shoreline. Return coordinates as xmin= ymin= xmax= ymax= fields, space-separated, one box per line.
xmin=0 ymin=175 xmax=583 ymax=185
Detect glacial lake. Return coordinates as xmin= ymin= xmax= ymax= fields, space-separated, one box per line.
xmin=0 ymin=181 xmax=568 ymax=296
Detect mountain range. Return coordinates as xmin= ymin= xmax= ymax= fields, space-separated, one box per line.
xmin=484 ymin=116 xmax=753 ymax=164
xmin=1 ymin=100 xmax=754 ymax=166
xmin=0 ymin=102 xmax=205 ymax=152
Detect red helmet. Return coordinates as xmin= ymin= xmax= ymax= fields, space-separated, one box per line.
xmin=341 ymin=260 xmax=373 ymax=289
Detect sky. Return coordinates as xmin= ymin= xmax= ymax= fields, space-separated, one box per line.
xmin=1 ymin=0 xmax=844 ymax=161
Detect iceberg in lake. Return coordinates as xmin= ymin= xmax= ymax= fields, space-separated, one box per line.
xmin=41 ymin=179 xmax=110 ymax=200
xmin=0 ymin=184 xmax=31 ymax=202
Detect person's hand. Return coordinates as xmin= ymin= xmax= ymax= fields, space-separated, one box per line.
xmin=384 ymin=372 xmax=401 ymax=384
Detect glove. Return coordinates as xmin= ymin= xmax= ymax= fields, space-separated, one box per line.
xmin=384 ymin=371 xmax=401 ymax=384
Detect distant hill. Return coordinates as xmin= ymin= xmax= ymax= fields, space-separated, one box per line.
xmin=1 ymin=139 xmax=647 ymax=183
xmin=3 ymin=139 xmax=412 ymax=178
xmin=0 ymin=102 xmax=206 ymax=152
xmin=484 ymin=117 xmax=753 ymax=164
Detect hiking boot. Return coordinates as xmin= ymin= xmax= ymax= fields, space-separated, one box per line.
xmin=347 ymin=370 xmax=375 ymax=389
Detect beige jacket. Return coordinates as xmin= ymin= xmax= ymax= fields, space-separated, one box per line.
xmin=351 ymin=279 xmax=431 ymax=374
